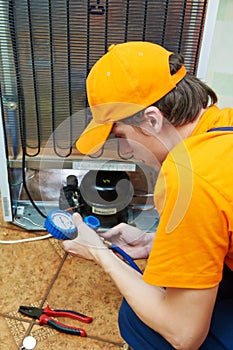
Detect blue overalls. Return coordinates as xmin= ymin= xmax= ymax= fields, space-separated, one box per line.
xmin=119 ymin=264 xmax=233 ymax=350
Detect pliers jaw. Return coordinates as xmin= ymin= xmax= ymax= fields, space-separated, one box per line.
xmin=18 ymin=306 xmax=43 ymax=319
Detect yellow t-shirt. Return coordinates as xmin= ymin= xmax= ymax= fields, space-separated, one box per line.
xmin=143 ymin=105 xmax=233 ymax=288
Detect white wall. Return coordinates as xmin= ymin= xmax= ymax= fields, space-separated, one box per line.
xmin=205 ymin=0 xmax=233 ymax=108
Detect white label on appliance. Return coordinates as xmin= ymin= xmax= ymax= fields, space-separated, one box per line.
xmin=92 ymin=206 xmax=117 ymax=215
xmin=73 ymin=160 xmax=136 ymax=171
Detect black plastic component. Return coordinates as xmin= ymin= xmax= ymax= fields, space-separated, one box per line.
xmin=59 ymin=175 xmax=83 ymax=212
xmin=79 ymin=170 xmax=133 ymax=228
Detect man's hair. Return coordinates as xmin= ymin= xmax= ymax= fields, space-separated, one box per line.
xmin=121 ymin=53 xmax=218 ymax=127
xmin=154 ymin=53 xmax=217 ymax=126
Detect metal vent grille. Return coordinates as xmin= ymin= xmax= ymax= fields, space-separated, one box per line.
xmin=0 ymin=0 xmax=208 ymax=159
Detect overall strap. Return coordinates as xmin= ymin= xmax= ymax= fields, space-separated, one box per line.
xmin=207 ymin=127 xmax=233 ymax=132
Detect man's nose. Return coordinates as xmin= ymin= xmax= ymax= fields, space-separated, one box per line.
xmin=117 ymin=138 xmax=133 ymax=159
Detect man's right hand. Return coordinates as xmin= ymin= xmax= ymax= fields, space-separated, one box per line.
xmin=100 ymin=223 xmax=155 ymax=259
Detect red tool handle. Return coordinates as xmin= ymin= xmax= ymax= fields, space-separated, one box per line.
xmin=44 ymin=305 xmax=92 ymax=323
xmin=39 ymin=314 xmax=87 ymax=337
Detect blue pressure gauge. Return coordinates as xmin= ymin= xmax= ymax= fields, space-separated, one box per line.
xmin=45 ymin=210 xmax=101 ymax=240
xmin=45 ymin=209 xmax=77 ymax=240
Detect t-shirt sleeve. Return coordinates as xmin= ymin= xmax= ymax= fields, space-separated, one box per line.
xmin=143 ymin=155 xmax=229 ymax=289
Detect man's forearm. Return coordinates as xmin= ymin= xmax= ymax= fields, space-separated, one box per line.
xmin=89 ymin=247 xmax=177 ymax=345
xmin=89 ymin=247 xmax=213 ymax=350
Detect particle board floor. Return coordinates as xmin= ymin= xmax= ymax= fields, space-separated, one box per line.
xmin=0 ymin=200 xmax=146 ymax=350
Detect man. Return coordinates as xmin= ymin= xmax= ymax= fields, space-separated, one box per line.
xmin=63 ymin=42 xmax=233 ymax=349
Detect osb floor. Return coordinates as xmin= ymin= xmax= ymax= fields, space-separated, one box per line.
xmin=0 ymin=201 xmax=146 ymax=349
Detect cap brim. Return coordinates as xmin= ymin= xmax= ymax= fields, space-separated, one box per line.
xmin=76 ymin=119 xmax=113 ymax=155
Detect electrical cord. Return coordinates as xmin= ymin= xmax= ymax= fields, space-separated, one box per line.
xmin=0 ymin=234 xmax=52 ymax=244
xmin=0 ymin=216 xmax=52 ymax=244
xmin=0 ymin=206 xmax=81 ymax=245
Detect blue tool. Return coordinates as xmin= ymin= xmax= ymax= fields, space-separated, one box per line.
xmin=83 ymin=215 xmax=100 ymax=229
xmin=45 ymin=209 xmax=78 ymax=240
xmin=103 ymin=240 xmax=142 ymax=274
xmin=45 ymin=210 xmax=142 ymax=273
xmin=83 ymin=215 xmax=142 ymax=273
xmin=45 ymin=210 xmax=100 ymax=240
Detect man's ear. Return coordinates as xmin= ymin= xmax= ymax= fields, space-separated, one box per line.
xmin=142 ymin=106 xmax=164 ymax=134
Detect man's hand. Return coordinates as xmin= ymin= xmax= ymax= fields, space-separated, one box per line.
xmin=62 ymin=213 xmax=107 ymax=260
xmin=100 ymin=223 xmax=155 ymax=259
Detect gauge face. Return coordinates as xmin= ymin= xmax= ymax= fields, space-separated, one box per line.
xmin=51 ymin=211 xmax=75 ymax=230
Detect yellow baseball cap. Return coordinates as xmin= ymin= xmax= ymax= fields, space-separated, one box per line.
xmin=76 ymin=41 xmax=186 ymax=154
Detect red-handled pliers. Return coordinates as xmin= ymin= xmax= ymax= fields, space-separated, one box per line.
xmin=18 ymin=305 xmax=92 ymax=337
